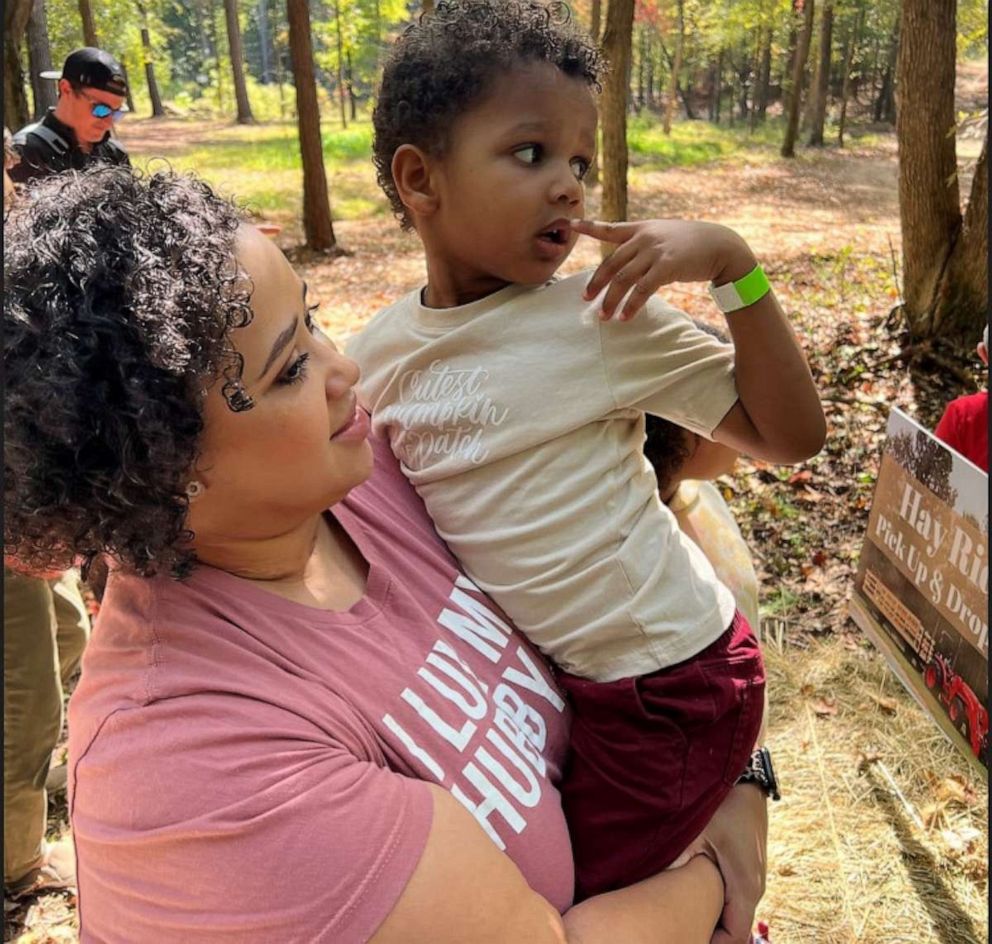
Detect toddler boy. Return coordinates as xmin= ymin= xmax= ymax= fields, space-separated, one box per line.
xmin=349 ymin=0 xmax=823 ymax=911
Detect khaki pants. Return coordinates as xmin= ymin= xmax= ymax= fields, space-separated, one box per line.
xmin=3 ymin=569 xmax=90 ymax=884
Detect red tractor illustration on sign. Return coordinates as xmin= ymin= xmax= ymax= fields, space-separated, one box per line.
xmin=924 ymin=653 xmax=989 ymax=760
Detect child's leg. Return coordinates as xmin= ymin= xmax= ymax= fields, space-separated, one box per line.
xmin=560 ymin=612 xmax=765 ymax=900
xmin=563 ymin=854 xmax=724 ymax=944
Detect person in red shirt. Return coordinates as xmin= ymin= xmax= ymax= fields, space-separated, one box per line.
xmin=934 ymin=325 xmax=989 ymax=472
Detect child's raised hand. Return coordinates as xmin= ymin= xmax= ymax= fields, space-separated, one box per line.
xmin=572 ymin=218 xmax=755 ymax=321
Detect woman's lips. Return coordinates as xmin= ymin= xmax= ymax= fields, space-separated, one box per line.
xmin=330 ymin=404 xmax=371 ymax=443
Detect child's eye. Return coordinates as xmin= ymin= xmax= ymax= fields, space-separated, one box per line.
xmin=277 ymin=352 xmax=310 ymax=387
xmin=513 ymin=144 xmax=542 ymax=165
xmin=570 ymin=157 xmax=590 ymax=180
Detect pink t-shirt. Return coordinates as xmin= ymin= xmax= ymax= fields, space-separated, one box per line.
xmin=68 ymin=433 xmax=574 ymax=943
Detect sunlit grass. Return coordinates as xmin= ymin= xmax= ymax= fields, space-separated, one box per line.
xmin=627 ymin=113 xmax=883 ymax=171
xmin=126 ymin=112 xmax=884 ymax=223
xmin=128 ymin=119 xmax=384 ymax=223
xmin=627 ymin=114 xmax=779 ymax=168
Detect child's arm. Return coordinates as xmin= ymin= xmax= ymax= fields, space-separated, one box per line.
xmin=573 ymin=218 xmax=826 ymax=465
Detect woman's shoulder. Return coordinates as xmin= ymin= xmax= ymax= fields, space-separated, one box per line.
xmin=339 ymin=431 xmax=460 ymax=566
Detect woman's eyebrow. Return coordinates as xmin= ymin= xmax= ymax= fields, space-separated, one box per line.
xmin=257 ymin=283 xmax=308 ymax=380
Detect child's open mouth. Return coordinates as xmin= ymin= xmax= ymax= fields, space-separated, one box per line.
xmin=537 ymin=221 xmax=571 ymax=246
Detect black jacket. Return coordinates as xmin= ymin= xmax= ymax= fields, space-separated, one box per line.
xmin=10 ymin=109 xmax=130 ymax=184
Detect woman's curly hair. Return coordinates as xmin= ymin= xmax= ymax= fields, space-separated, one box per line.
xmin=643 ymin=416 xmax=693 ymax=498
xmin=4 ymin=166 xmax=254 ymax=578
xmin=373 ymin=0 xmax=605 ymax=229
xmin=644 ymin=322 xmax=730 ymax=497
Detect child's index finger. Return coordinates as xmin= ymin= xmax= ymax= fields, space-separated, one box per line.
xmin=570 ymin=218 xmax=635 ymax=243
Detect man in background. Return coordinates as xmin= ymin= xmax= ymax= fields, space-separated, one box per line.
xmin=4 ymin=128 xmax=93 ymax=901
xmin=10 ymin=46 xmax=130 ymax=184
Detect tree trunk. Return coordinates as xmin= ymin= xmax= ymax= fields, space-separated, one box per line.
xmin=590 ymin=0 xmax=601 ymax=43
xmin=334 ymin=0 xmax=347 ymax=128
xmin=895 ymin=0 xmax=959 ymax=336
xmin=599 ymin=0 xmax=635 ymax=231
xmin=711 ymin=51 xmax=723 ymax=123
xmin=223 ymin=0 xmax=254 ymax=123
xmin=286 ymin=0 xmax=336 ymax=251
xmin=422 ymin=0 xmax=434 ymax=14
xmin=583 ymin=0 xmax=603 ymax=185
xmin=932 ymin=133 xmax=988 ymax=336
xmin=800 ymin=3 xmax=819 ymax=134
xmin=120 ymin=62 xmax=136 ymax=113
xmin=807 ymin=0 xmax=832 ymax=146
xmin=781 ymin=0 xmax=814 ymax=158
xmin=27 ymin=0 xmax=57 ymax=118
xmin=837 ymin=1 xmax=863 ymax=147
xmin=77 ymin=0 xmax=98 ymax=45
xmin=645 ymin=32 xmax=655 ymax=110
xmin=258 ymin=0 xmax=271 ymax=81
xmin=751 ymin=26 xmax=772 ymax=128
xmin=207 ymin=0 xmax=225 ymax=112
xmin=276 ymin=47 xmax=288 ymax=118
xmin=736 ymin=56 xmax=750 ymax=123
xmin=135 ymin=0 xmax=166 ymax=120
xmin=635 ymin=26 xmax=645 ymax=112
xmin=663 ymin=0 xmax=684 ymax=135
xmin=874 ymin=13 xmax=899 ymax=124
xmin=346 ymin=48 xmax=356 ymax=120
xmin=868 ymin=33 xmax=880 ymax=106
xmin=659 ymin=35 xmax=695 ymax=120
xmin=4 ymin=0 xmax=33 ymax=132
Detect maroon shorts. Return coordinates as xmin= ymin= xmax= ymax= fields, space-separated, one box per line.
xmin=558 ymin=611 xmax=765 ymax=901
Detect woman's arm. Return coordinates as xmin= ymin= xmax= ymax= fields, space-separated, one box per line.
xmin=370 ymin=785 xmax=724 ymax=944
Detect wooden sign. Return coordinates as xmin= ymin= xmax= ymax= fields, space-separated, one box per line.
xmin=849 ymin=408 xmax=988 ymax=775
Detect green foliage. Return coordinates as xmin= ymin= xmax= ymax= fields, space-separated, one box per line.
xmin=309 ymin=0 xmax=410 ymax=105
xmin=38 ymin=0 xmax=986 ymax=132
xmin=957 ymin=0 xmax=989 ymax=58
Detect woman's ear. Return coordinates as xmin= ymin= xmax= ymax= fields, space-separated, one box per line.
xmin=392 ymin=144 xmax=439 ymax=223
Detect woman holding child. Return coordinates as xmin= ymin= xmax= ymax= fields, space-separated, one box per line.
xmin=4 ymin=3 xmax=823 ymax=941
xmin=5 ymin=163 xmax=763 ymax=944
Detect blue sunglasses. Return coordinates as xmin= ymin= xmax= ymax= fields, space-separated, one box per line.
xmin=79 ymin=89 xmax=127 ymax=121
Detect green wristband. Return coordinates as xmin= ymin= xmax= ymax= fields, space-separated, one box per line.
xmin=708 ymin=264 xmax=771 ymax=313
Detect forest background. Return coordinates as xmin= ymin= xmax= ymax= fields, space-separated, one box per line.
xmin=2 ymin=0 xmax=989 ymax=941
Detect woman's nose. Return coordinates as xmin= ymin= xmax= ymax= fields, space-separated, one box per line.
xmin=326 ymin=351 xmax=360 ymax=399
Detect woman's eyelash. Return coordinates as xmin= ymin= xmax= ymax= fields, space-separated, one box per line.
xmin=278 ymin=352 xmax=310 ymax=386
xmin=305 ymin=303 xmax=321 ymax=333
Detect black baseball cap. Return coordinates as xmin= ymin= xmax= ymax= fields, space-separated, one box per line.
xmin=40 ymin=47 xmax=127 ymax=96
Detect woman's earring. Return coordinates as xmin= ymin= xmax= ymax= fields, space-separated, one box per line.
xmin=185 ymin=480 xmax=204 ymax=500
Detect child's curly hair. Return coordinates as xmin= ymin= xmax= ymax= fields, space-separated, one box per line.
xmin=4 ymin=165 xmax=255 ymax=578
xmin=373 ymin=0 xmax=605 ymax=229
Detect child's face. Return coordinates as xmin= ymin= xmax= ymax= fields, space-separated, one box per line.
xmin=425 ymin=62 xmax=597 ymax=302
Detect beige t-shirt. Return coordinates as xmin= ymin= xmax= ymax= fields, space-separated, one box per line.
xmin=348 ymin=271 xmax=739 ymax=681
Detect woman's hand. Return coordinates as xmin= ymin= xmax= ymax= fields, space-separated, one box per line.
xmin=673 ymin=784 xmax=769 ymax=944
xmin=572 ymin=219 xmax=756 ymax=322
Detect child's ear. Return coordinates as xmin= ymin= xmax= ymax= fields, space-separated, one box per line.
xmin=392 ymin=145 xmax=439 ymax=221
